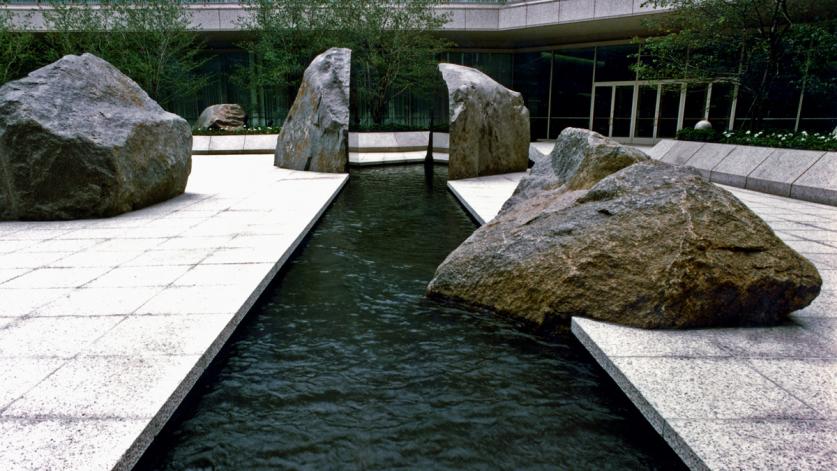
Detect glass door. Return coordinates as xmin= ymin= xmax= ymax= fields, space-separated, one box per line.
xmin=611 ymin=86 xmax=634 ymax=139
xmin=592 ymin=86 xmax=612 ymax=136
xmin=591 ymin=84 xmax=637 ymax=142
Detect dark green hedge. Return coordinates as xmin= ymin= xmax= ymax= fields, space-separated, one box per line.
xmin=677 ymin=128 xmax=836 ymax=151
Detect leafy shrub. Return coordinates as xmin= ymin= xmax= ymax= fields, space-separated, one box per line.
xmin=676 ymin=127 xmax=717 ymax=142
xmin=192 ymin=126 xmax=282 ymax=136
xmin=350 ymin=122 xmax=450 ymax=133
xmin=677 ymin=129 xmax=836 ymax=151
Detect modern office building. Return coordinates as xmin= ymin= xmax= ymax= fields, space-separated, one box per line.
xmin=5 ymin=1 xmax=836 ymax=142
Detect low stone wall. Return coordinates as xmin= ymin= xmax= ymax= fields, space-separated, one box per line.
xmin=192 ymin=134 xmax=278 ymax=155
xmin=348 ymin=131 xmax=450 ymax=166
xmin=649 ymin=139 xmax=837 ymax=206
xmin=192 ymin=131 xmax=451 ymax=162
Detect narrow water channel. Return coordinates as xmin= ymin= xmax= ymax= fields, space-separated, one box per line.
xmin=138 ymin=165 xmax=685 ymax=470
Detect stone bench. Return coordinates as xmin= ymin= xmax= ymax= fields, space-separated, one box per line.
xmin=649 ymin=139 xmax=837 ymax=206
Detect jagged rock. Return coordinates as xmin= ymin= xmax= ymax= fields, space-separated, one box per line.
xmin=195 ymin=104 xmax=247 ymax=131
xmin=505 ymin=128 xmax=648 ymax=210
xmin=528 ymin=144 xmax=547 ymax=168
xmin=275 ymin=47 xmax=351 ymax=173
xmin=0 ymin=53 xmax=192 ymax=221
xmin=428 ymin=160 xmax=821 ymax=332
xmin=439 ymin=63 xmax=529 ymax=180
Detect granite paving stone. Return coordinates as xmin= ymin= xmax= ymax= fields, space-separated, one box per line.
xmin=85 ymin=266 xmax=193 ymax=288
xmin=0 ymin=316 xmax=123 ymax=359
xmin=710 ymin=146 xmax=775 ymax=187
xmin=746 ymin=149 xmax=827 ymax=197
xmin=667 ymin=419 xmax=837 ymax=471
xmin=609 ymin=356 xmax=821 ymax=420
xmin=1 ymin=354 xmax=201 ymax=419
xmin=0 ymin=155 xmax=347 ymax=470
xmin=659 ymin=140 xmax=704 ymax=166
xmin=680 ymin=143 xmax=737 ymax=179
xmin=792 ymin=152 xmax=837 ymax=206
xmin=748 ymin=359 xmax=837 ymax=418
xmin=2 ymin=267 xmax=112 ymax=289
xmin=0 ymin=358 xmax=65 ymax=410
xmin=83 ymin=314 xmax=234 ymax=357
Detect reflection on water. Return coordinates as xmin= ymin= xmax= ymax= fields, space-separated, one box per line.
xmin=138 ymin=165 xmax=685 ymax=470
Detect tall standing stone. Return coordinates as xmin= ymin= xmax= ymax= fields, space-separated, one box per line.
xmin=275 ymin=48 xmax=351 ymax=173
xmin=438 ymin=63 xmax=530 ymax=180
xmin=0 ymin=53 xmax=192 ymax=221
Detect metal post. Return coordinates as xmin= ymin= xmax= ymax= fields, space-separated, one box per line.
xmin=704 ymin=83 xmax=713 ymax=120
xmin=588 ymin=47 xmax=598 ymax=130
xmin=677 ymin=83 xmax=687 ymax=131
xmin=653 ymin=84 xmax=662 ymax=140
xmin=546 ymin=51 xmax=555 ymax=139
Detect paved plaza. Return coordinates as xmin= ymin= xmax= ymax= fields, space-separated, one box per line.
xmin=449 ymin=172 xmax=837 ymax=471
xmin=0 ymin=155 xmax=347 ymax=470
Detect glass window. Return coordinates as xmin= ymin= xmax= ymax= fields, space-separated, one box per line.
xmin=550 ymin=47 xmax=595 ymax=138
xmin=635 ymin=85 xmax=658 ymax=138
xmin=592 ymin=86 xmax=612 ymax=136
xmin=513 ymin=52 xmax=551 ymax=119
xmin=657 ymin=85 xmax=681 ymax=138
xmin=594 ymin=45 xmax=638 ymax=83
xmin=708 ymin=83 xmax=735 ymax=131
xmin=800 ymin=88 xmax=837 ymax=133
xmin=683 ymin=84 xmax=708 ymax=129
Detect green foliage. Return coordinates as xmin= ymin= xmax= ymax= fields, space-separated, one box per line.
xmin=236 ymin=0 xmax=333 ymax=92
xmin=636 ymin=0 xmax=837 ymax=128
xmin=351 ymin=121 xmax=450 ymax=133
xmin=192 ymin=125 xmax=282 ymax=136
xmin=239 ymin=0 xmax=452 ymax=125
xmin=337 ymin=0 xmax=452 ymax=125
xmin=676 ymin=127 xmax=717 ymax=142
xmin=678 ymin=128 xmax=837 ymax=151
xmin=0 ymin=2 xmax=39 ymax=85
xmin=43 ymin=0 xmax=211 ymax=108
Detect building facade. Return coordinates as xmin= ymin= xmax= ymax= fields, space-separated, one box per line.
xmin=5 ymin=1 xmax=836 ymax=141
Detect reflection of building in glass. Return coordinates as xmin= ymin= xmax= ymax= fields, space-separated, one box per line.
xmin=5 ymin=0 xmax=835 ymax=141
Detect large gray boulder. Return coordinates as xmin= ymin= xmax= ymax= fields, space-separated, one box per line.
xmin=275 ymin=47 xmax=351 ymax=173
xmin=428 ymin=138 xmax=821 ymax=332
xmin=195 ymin=104 xmax=246 ymax=131
xmin=439 ymin=63 xmax=530 ymax=180
xmin=504 ymin=128 xmax=648 ymax=210
xmin=0 ymin=53 xmax=192 ymax=221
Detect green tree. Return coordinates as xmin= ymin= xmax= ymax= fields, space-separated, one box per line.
xmin=44 ymin=0 xmax=211 ymax=108
xmin=0 ymin=2 xmax=39 ymax=85
xmin=239 ymin=0 xmax=451 ymax=126
xmin=335 ymin=0 xmax=452 ymax=126
xmin=636 ymin=0 xmax=837 ymax=128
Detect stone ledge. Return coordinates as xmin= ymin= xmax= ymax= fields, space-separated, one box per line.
xmin=192 ymin=134 xmax=278 ymax=155
xmin=650 ymin=139 xmax=836 ymax=206
xmin=348 ymin=131 xmax=450 ymax=154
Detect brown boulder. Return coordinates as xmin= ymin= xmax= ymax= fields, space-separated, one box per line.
xmin=428 ymin=159 xmax=821 ymax=332
xmin=505 ymin=128 xmax=648 ymax=210
xmin=195 ymin=104 xmax=247 ymax=131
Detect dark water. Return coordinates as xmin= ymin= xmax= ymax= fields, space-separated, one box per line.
xmin=138 ymin=165 xmax=685 ymax=470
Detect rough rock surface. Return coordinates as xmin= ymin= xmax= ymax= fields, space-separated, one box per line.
xmin=0 ymin=53 xmax=192 ymax=221
xmin=275 ymin=47 xmax=351 ymax=173
xmin=506 ymin=128 xmax=648 ymax=210
xmin=428 ymin=160 xmax=821 ymax=332
xmin=195 ymin=104 xmax=247 ymax=131
xmin=439 ymin=63 xmax=530 ymax=180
